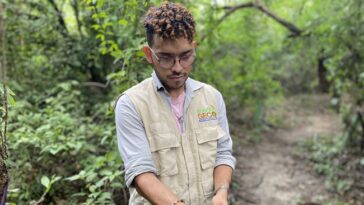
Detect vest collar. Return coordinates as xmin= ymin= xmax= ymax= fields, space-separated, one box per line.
xmin=151 ymin=71 xmax=203 ymax=94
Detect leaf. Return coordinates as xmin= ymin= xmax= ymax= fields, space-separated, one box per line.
xmin=66 ymin=174 xmax=81 ymax=181
xmin=99 ymin=12 xmax=107 ymax=19
xmin=91 ymin=13 xmax=99 ymax=19
xmin=41 ymin=176 xmax=50 ymax=188
xmin=96 ymin=0 xmax=104 ymax=8
xmin=100 ymin=47 xmax=108 ymax=55
xmin=51 ymin=176 xmax=62 ymax=183
xmin=8 ymin=95 xmax=16 ymax=106
xmin=359 ymin=72 xmax=364 ymax=80
xmin=7 ymin=87 xmax=16 ymax=96
xmin=111 ymin=49 xmax=123 ymax=60
xmin=91 ymin=24 xmax=100 ymax=30
xmin=8 ymin=188 xmax=20 ymax=193
xmin=137 ymin=50 xmax=145 ymax=57
xmin=102 ymin=22 xmax=113 ymax=29
xmin=89 ymin=185 xmax=96 ymax=193
xmin=99 ymin=192 xmax=112 ymax=200
xmin=100 ymin=135 xmax=108 ymax=144
xmin=66 ymin=170 xmax=86 ymax=181
xmin=360 ymin=158 xmax=364 ymax=166
xmin=118 ymin=19 xmax=128 ymax=26
xmin=100 ymin=169 xmax=112 ymax=176
xmin=95 ymin=179 xmax=105 ymax=188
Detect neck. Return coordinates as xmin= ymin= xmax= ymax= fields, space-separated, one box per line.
xmin=168 ymin=86 xmax=185 ymax=100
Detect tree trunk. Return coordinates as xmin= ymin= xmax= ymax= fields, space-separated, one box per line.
xmin=318 ymin=56 xmax=330 ymax=93
xmin=0 ymin=159 xmax=8 ymax=205
xmin=0 ymin=2 xmax=9 ymax=204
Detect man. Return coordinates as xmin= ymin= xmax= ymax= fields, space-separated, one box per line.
xmin=115 ymin=2 xmax=236 ymax=205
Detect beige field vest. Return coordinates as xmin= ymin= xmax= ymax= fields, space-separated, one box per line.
xmin=125 ymin=78 xmax=225 ymax=205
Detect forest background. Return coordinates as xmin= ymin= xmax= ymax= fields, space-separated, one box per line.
xmin=0 ymin=0 xmax=363 ymax=204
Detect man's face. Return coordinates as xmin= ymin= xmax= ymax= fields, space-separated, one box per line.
xmin=144 ymin=35 xmax=196 ymax=93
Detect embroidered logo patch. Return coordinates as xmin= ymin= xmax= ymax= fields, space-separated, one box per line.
xmin=197 ymin=105 xmax=217 ymax=122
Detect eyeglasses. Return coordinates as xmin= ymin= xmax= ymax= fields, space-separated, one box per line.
xmin=148 ymin=46 xmax=196 ymax=69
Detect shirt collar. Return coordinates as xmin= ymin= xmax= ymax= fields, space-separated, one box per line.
xmin=151 ymin=71 xmax=202 ymax=93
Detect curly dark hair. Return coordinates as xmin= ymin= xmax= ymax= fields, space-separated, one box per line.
xmin=144 ymin=2 xmax=196 ymax=46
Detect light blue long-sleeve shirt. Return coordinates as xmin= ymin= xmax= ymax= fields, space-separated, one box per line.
xmin=115 ymin=72 xmax=236 ymax=187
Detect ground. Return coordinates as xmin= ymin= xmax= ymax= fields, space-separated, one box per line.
xmin=228 ymin=94 xmax=354 ymax=205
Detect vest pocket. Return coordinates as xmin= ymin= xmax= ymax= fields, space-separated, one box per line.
xmin=149 ymin=129 xmax=180 ymax=176
xmin=196 ymin=125 xmax=225 ymax=170
xmin=202 ymin=177 xmax=214 ymax=201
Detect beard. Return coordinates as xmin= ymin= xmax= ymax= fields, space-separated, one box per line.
xmin=156 ymin=70 xmax=188 ymax=92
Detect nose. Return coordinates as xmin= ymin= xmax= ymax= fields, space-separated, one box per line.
xmin=170 ymin=58 xmax=183 ymax=73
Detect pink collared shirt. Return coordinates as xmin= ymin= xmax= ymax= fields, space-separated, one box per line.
xmin=171 ymin=91 xmax=185 ymax=133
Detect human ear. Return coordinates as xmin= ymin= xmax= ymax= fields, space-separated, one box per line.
xmin=142 ymin=46 xmax=153 ymax=63
xmin=191 ymin=40 xmax=197 ymax=49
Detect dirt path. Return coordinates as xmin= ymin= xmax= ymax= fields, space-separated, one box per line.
xmin=229 ymin=95 xmax=343 ymax=205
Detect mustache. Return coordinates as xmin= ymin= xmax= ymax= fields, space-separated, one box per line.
xmin=168 ymin=73 xmax=186 ymax=78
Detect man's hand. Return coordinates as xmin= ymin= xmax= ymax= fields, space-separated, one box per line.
xmin=211 ymin=189 xmax=228 ymax=205
xmin=134 ymin=172 xmax=181 ymax=204
xmin=212 ymin=165 xmax=233 ymax=205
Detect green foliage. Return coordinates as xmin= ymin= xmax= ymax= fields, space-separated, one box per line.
xmin=3 ymin=0 xmax=363 ymax=203
xmin=41 ymin=175 xmax=62 ymax=195
xmin=291 ymin=1 xmax=364 ymax=200
xmin=7 ymin=81 xmax=123 ymax=204
xmin=83 ymin=0 xmax=154 ymax=96
xmin=322 ymin=0 xmax=364 ymax=151
xmin=193 ymin=4 xmax=282 ymax=125
xmin=300 ymin=134 xmax=352 ymax=194
xmin=0 ymin=86 xmax=15 ymax=108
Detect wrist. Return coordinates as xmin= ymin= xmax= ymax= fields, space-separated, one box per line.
xmin=214 ymin=185 xmax=229 ymax=196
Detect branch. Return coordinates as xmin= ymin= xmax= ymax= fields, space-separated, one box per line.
xmin=200 ymin=2 xmax=255 ymax=41
xmin=71 ymin=0 xmax=83 ymax=37
xmin=82 ymin=81 xmax=110 ymax=89
xmin=29 ymin=190 xmax=47 ymax=205
xmin=254 ymin=0 xmax=303 ymax=36
xmin=47 ymin=0 xmax=69 ymax=37
xmin=358 ymin=111 xmax=364 ymax=150
xmin=216 ymin=2 xmax=255 ymax=27
xmin=200 ymin=1 xmax=304 ymax=41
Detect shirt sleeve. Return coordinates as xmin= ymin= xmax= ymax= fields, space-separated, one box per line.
xmin=215 ymin=91 xmax=237 ymax=169
xmin=114 ymin=94 xmax=158 ymax=187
